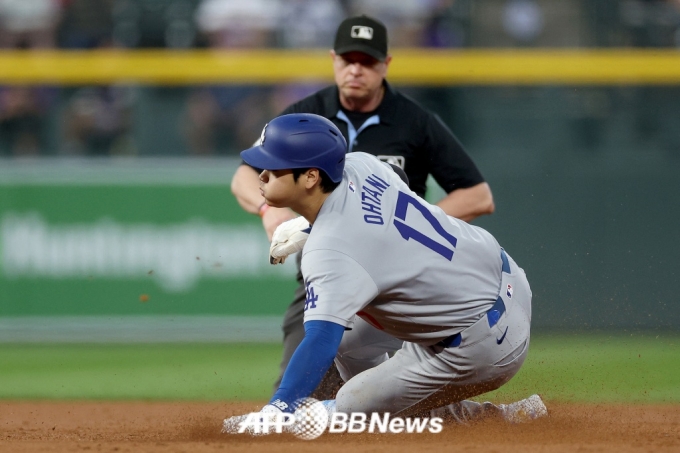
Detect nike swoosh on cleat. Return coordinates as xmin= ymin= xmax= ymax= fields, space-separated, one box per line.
xmin=496 ymin=326 xmax=509 ymax=344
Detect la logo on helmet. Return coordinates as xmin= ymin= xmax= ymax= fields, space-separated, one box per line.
xmin=259 ymin=123 xmax=268 ymax=145
xmin=351 ymin=26 xmax=373 ymax=40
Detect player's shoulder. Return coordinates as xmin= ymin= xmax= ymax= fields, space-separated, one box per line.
xmin=346 ymin=152 xmax=388 ymax=174
xmin=346 ymin=151 xmax=377 ymax=164
xmin=345 ymin=153 xmax=403 ymax=195
xmin=303 ymin=226 xmax=356 ymax=261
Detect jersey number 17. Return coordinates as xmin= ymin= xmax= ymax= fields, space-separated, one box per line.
xmin=393 ymin=191 xmax=458 ymax=261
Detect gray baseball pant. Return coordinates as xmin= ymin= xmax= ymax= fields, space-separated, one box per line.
xmin=335 ymin=251 xmax=532 ymax=417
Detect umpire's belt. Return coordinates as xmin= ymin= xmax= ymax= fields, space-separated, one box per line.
xmin=438 ymin=249 xmax=510 ymax=348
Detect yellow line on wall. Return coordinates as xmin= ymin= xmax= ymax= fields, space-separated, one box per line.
xmin=0 ymin=49 xmax=679 ymax=85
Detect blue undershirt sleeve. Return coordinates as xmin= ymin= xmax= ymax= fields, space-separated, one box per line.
xmin=269 ymin=320 xmax=345 ymax=412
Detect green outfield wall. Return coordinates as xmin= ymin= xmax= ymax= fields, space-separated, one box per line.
xmin=0 ymin=159 xmax=297 ymax=321
xmin=471 ymin=151 xmax=679 ymax=330
xmin=1 ymin=153 xmax=678 ymax=336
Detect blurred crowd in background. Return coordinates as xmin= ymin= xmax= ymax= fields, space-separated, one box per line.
xmin=1 ymin=0 xmax=680 ymax=157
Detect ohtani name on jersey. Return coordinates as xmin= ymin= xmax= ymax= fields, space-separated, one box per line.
xmin=361 ymin=173 xmax=390 ymax=225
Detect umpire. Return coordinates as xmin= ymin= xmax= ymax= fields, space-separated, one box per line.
xmin=230 ymin=15 xmax=495 ymax=396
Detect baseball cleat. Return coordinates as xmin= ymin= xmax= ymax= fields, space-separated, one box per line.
xmin=500 ymin=394 xmax=548 ymax=423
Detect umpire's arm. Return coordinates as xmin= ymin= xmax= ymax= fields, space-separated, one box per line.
xmin=436 ymin=182 xmax=494 ymax=223
xmin=426 ymin=114 xmax=495 ymax=222
xmin=231 ymin=164 xmax=297 ymax=240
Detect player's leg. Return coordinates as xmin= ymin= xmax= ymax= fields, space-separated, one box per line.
xmin=423 ymin=252 xmax=543 ymax=423
xmin=335 ymin=332 xmax=528 ymax=415
xmin=334 ymin=316 xmax=404 ymax=382
xmin=311 ymin=315 xmax=404 ymax=400
xmin=406 ymin=253 xmax=535 ymax=421
xmin=336 ymin=254 xmax=534 ymax=421
xmin=426 ymin=394 xmax=547 ymax=424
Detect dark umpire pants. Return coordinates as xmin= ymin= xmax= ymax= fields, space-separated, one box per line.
xmin=273 ymin=252 xmax=343 ymax=399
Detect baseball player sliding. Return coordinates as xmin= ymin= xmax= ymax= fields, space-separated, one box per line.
xmin=223 ymin=113 xmax=546 ymax=432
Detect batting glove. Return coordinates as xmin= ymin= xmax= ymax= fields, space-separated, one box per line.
xmin=269 ymin=216 xmax=311 ymax=265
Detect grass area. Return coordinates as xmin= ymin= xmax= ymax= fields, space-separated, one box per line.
xmin=0 ymin=343 xmax=281 ymax=401
xmin=485 ymin=331 xmax=680 ymax=403
xmin=0 ymin=332 xmax=678 ymax=403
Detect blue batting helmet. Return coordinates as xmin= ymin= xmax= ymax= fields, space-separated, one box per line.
xmin=240 ymin=113 xmax=348 ymax=183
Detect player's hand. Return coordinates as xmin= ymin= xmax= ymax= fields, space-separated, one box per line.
xmin=262 ymin=206 xmax=297 ymax=241
xmin=221 ymin=404 xmax=288 ymax=435
xmin=269 ymin=216 xmax=311 ymax=265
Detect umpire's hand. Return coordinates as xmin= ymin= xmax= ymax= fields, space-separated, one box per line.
xmin=262 ymin=206 xmax=297 ymax=241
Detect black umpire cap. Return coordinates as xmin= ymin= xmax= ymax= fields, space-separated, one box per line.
xmin=334 ymin=15 xmax=388 ymax=62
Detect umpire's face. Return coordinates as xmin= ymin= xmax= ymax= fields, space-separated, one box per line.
xmin=331 ymin=50 xmax=391 ymax=110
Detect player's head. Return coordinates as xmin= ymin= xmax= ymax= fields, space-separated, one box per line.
xmin=241 ymin=113 xmax=347 ymax=185
xmin=331 ymin=16 xmax=392 ymax=109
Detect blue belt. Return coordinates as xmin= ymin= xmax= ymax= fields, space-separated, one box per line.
xmin=438 ymin=249 xmax=510 ymax=348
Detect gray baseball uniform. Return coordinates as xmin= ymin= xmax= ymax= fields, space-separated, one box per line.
xmin=301 ymin=152 xmax=532 ymax=415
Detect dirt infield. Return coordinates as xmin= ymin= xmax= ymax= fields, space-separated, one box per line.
xmin=2 ymin=401 xmax=679 ymax=453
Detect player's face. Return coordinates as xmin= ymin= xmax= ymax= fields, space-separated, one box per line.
xmin=332 ymin=51 xmax=391 ymax=110
xmin=258 ymin=169 xmax=299 ymax=208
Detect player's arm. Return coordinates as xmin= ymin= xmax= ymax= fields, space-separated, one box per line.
xmin=424 ymin=114 xmax=495 ymax=221
xmin=230 ymin=163 xmax=297 ymax=241
xmin=269 ymin=320 xmax=345 ymax=410
xmin=269 ymin=250 xmax=379 ymax=408
xmin=222 ymin=319 xmax=343 ymax=432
